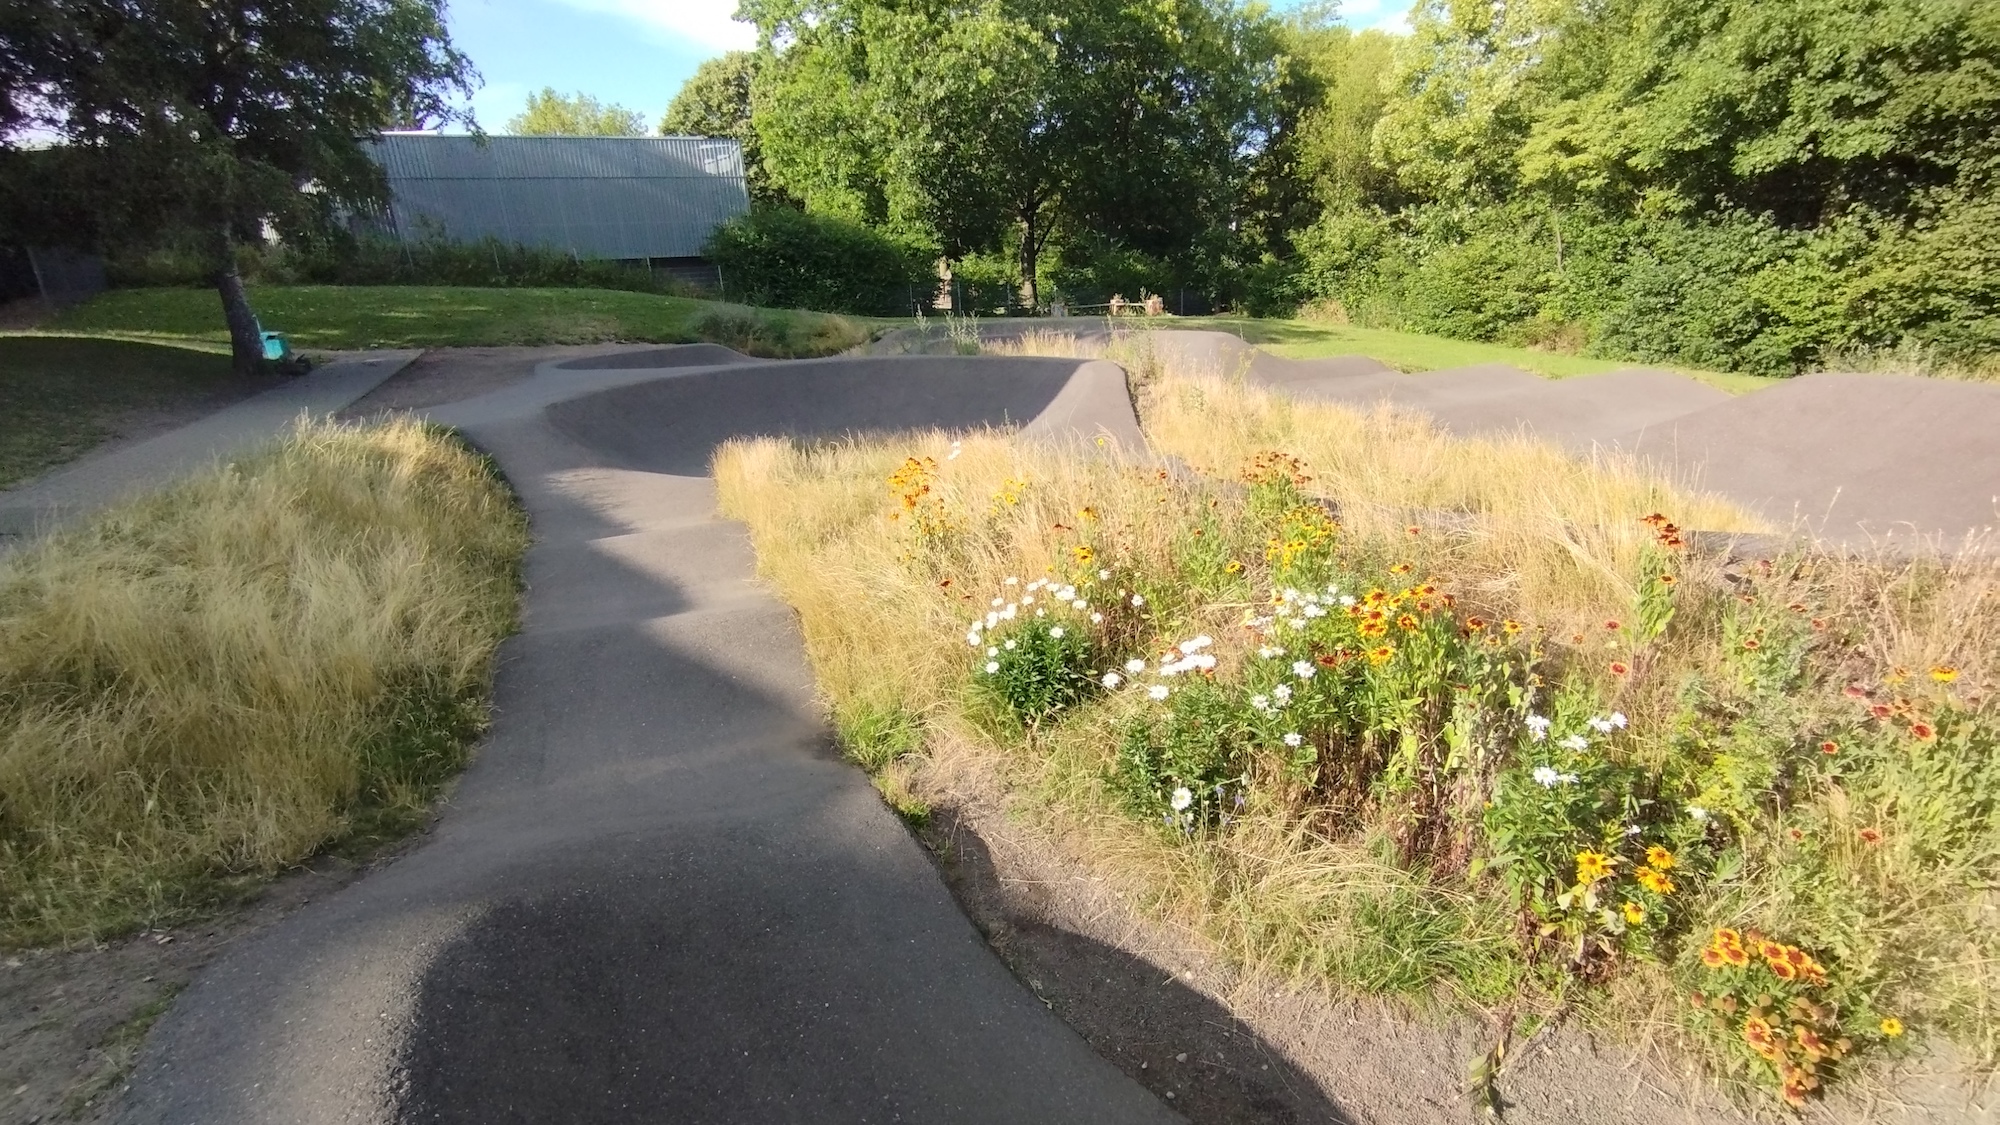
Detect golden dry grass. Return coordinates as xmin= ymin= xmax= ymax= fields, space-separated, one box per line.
xmin=0 ymin=418 xmax=527 ymax=946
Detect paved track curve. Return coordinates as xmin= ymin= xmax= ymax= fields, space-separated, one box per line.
xmin=117 ymin=351 xmax=1172 ymax=1125
xmin=115 ymin=332 xmax=1999 ymax=1124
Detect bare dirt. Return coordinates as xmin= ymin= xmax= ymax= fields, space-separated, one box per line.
xmin=0 ymin=852 xmax=385 ymax=1125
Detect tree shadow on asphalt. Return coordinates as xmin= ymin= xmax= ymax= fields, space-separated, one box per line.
xmin=923 ymin=807 xmax=1358 ymax=1125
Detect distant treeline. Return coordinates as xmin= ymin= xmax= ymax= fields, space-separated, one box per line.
xmin=661 ymin=0 xmax=1997 ymax=375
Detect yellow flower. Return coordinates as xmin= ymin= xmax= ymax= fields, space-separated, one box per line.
xmin=1224 ymin=560 xmax=1244 ymax=574
xmin=1078 ymin=506 xmax=1099 ymax=522
xmin=1366 ymin=645 xmax=1395 ymax=666
xmin=1931 ymin=665 xmax=1958 ymax=683
xmin=1575 ymin=850 xmax=1616 ymax=884
xmin=1635 ymin=867 xmax=1675 ymax=895
xmin=1645 ymin=845 xmax=1676 ymax=870
xmin=1073 ymin=545 xmax=1095 ymax=564
xmin=1622 ymin=901 xmax=1646 ymax=925
xmin=1880 ymin=1017 xmax=1904 ymax=1038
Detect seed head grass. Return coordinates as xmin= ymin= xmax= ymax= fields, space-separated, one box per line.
xmin=0 ymin=418 xmax=527 ymax=946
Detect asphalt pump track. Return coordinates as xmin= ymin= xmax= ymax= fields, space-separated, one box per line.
xmin=116 ymin=335 xmax=1999 ymax=1124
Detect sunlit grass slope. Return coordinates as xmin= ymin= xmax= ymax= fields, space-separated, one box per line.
xmin=0 ymin=419 xmax=528 ymax=946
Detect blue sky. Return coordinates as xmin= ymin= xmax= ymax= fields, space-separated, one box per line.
xmin=447 ymin=0 xmax=1411 ymax=132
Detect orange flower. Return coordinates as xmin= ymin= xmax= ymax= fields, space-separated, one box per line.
xmin=1465 ymin=616 xmax=1487 ymax=633
xmin=1640 ymin=513 xmax=1668 ymax=528
xmin=1931 ymin=665 xmax=1959 ymax=683
xmin=1604 ymin=619 xmax=1622 ymax=631
xmin=1742 ymin=1016 xmax=1785 ymax=1062
xmin=1396 ymin=613 xmax=1419 ymax=631
xmin=1635 ymin=867 xmax=1675 ymax=895
xmin=1609 ymin=660 xmax=1631 ymax=676
xmin=1701 ymin=945 xmax=1727 ymax=968
xmin=1743 ymin=638 xmax=1763 ymax=651
xmin=1869 ymin=703 xmax=1894 ymax=719
xmin=1794 ymin=1026 xmax=1829 ymax=1059
xmin=1366 ymin=645 xmax=1395 ymax=666
xmin=1859 ymin=827 xmax=1883 ymax=845
xmin=1811 ymin=617 xmax=1828 ymax=630
xmin=1910 ymin=721 xmax=1936 ymax=740
xmin=1842 ymin=684 xmax=1868 ymax=698
xmin=1820 ymin=739 xmax=1839 ymax=754
xmin=1575 ymin=850 xmax=1617 ymax=884
xmin=1658 ymin=574 xmax=1678 ymax=586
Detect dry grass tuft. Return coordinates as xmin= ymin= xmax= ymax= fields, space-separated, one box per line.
xmin=0 ymin=418 xmax=527 ymax=946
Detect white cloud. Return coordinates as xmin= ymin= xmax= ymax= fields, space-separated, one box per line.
xmin=550 ymin=0 xmax=757 ymax=51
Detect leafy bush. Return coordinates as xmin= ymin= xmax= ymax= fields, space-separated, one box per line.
xmin=1286 ymin=196 xmax=2000 ymax=377
xmin=704 ymin=206 xmax=936 ymax=316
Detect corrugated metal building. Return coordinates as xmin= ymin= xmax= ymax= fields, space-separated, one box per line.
xmin=365 ymin=134 xmax=748 ymax=264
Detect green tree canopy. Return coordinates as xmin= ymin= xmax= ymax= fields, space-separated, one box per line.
xmin=661 ymin=51 xmax=783 ymax=204
xmin=740 ymin=0 xmax=1279 ymax=306
xmin=504 ymin=87 xmax=647 ymax=136
xmin=2 ymin=0 xmax=473 ymax=373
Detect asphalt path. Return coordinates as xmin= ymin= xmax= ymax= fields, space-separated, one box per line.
xmin=117 ymin=350 xmax=1174 ymax=1125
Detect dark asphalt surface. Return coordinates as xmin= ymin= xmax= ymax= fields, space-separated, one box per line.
xmin=116 ymin=350 xmax=1175 ymax=1125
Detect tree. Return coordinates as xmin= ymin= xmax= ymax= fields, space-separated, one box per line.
xmin=661 ymin=51 xmax=785 ymax=204
xmin=3 ymin=0 xmax=473 ymax=374
xmin=742 ymin=0 xmax=1278 ymax=308
xmin=505 ymin=87 xmax=647 ymax=137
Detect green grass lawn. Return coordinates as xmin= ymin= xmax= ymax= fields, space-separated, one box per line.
xmin=0 ymin=336 xmax=247 ymax=490
xmin=1177 ymin=315 xmax=1778 ymax=393
xmin=46 ymin=285 xmax=876 ymax=357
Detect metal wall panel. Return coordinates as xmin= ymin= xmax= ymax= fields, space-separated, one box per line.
xmin=368 ymin=135 xmax=749 ymax=260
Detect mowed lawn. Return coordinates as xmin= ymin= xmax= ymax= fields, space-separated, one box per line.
xmin=47 ymin=285 xmax=878 ymax=354
xmin=0 ymin=336 xmax=253 ymax=489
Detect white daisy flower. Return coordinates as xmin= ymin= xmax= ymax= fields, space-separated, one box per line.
xmin=984 ymin=661 xmax=1000 ymax=673
xmin=1339 ymin=595 xmax=1356 ymax=607
xmin=1148 ymin=685 xmax=1170 ymax=701
xmin=987 ymin=646 xmax=998 ymax=656
xmin=1125 ymin=658 xmax=1146 ymax=674
xmin=1689 ymin=806 xmax=1710 ymax=822
xmin=966 ymin=633 xmax=982 ymax=646
xmin=1004 ymin=576 xmax=1019 ymax=586
xmin=1099 ymin=569 xmax=1112 ymax=580
xmin=1004 ymin=639 xmax=1017 ymax=650
xmin=1587 ymin=716 xmax=1613 ymax=734
xmin=1283 ymin=732 xmax=1303 ymax=748
xmin=1558 ymin=734 xmax=1589 ymax=752
xmin=1609 ymin=712 xmax=1628 ymax=729
xmin=1049 ymin=626 xmax=1065 ymax=639
xmin=992 ymin=598 xmax=1005 ymax=608
xmin=1292 ymin=660 xmax=1316 ymax=679
xmin=1170 ymin=787 xmax=1193 ymax=812
xmin=1102 ymin=672 xmax=1122 ymax=688
xmin=1090 ymin=612 xmax=1103 ymax=623
xmin=1250 ymin=694 xmax=1270 ymax=712
xmin=1532 ymin=765 xmax=1561 ymax=787
xmin=1131 ymin=594 xmax=1146 ymax=607
xmin=1271 ymin=684 xmax=1292 ymax=704
xmin=1524 ymin=714 xmax=1552 ymax=741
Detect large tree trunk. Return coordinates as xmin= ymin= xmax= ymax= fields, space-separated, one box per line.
xmin=214 ymin=248 xmax=265 ymax=376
